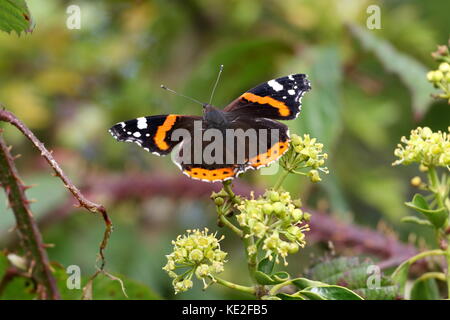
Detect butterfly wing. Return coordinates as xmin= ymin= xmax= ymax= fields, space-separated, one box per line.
xmin=174 ymin=116 xmax=290 ymax=182
xmin=109 ymin=115 xmax=201 ymax=156
xmin=224 ymin=74 xmax=311 ymax=120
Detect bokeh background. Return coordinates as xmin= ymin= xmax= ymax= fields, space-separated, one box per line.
xmin=0 ymin=0 xmax=449 ymax=299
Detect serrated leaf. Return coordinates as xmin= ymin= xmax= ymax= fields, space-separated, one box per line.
xmin=410 ymin=278 xmax=440 ymax=300
xmin=0 ymin=0 xmax=34 ymax=35
xmin=349 ymin=24 xmax=432 ymax=118
xmin=405 ymin=194 xmax=447 ymax=228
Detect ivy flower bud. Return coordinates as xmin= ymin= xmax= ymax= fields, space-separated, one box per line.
xmin=273 ymin=202 xmax=286 ymax=216
xmin=262 ymin=203 xmax=273 ymax=215
xmin=308 ymin=169 xmax=321 ymax=182
xmin=438 ymin=62 xmax=450 ymax=73
xmin=410 ymin=176 xmax=422 ymax=187
xmin=214 ymin=197 xmax=224 ymax=206
xmin=195 ymin=264 xmax=210 ymax=278
xmin=432 ymin=70 xmax=444 ymax=82
xmin=189 ymin=249 xmax=204 ymax=262
xmin=291 ymin=208 xmax=303 ymax=221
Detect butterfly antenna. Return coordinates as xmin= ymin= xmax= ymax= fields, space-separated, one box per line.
xmin=160 ymin=85 xmax=205 ymax=106
xmin=209 ymin=64 xmax=224 ymax=104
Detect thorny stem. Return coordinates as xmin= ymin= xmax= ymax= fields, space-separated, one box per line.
xmin=0 ymin=135 xmax=60 ymax=299
xmin=0 ymin=108 xmax=113 ymax=289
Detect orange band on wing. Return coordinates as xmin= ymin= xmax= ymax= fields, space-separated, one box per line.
xmin=183 ymin=167 xmax=236 ymax=181
xmin=249 ymin=141 xmax=289 ymax=168
xmin=241 ymin=92 xmax=291 ymax=117
xmin=154 ymin=115 xmax=178 ymax=150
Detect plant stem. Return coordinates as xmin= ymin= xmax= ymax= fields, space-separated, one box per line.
xmin=273 ymin=169 xmax=290 ymax=191
xmin=405 ymin=249 xmax=445 ymax=265
xmin=416 ymin=272 xmax=447 ymax=283
xmin=0 ymin=135 xmax=60 ymax=299
xmin=222 ymin=180 xmax=240 ymax=204
xmin=268 ymin=279 xmax=293 ymax=296
xmin=0 ymin=109 xmax=112 ymax=271
xmin=213 ymin=276 xmax=256 ymax=295
xmin=242 ymin=235 xmax=258 ymax=282
xmin=428 ymin=166 xmax=445 ymax=208
xmin=218 ymin=214 xmax=243 ymax=237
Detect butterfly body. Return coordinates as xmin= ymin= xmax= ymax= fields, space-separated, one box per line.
xmin=110 ymin=74 xmax=311 ymax=182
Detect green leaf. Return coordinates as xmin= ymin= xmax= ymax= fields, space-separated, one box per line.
xmin=405 ymin=194 xmax=448 ymax=228
xmin=271 ymin=271 xmax=290 ymax=283
xmin=257 ymin=256 xmax=275 ymax=275
xmin=0 ymin=0 xmax=34 ymax=35
xmin=290 ymin=276 xmax=363 ymax=300
xmin=309 ymin=257 xmax=398 ymax=300
xmin=348 ymin=24 xmax=432 ymax=118
xmin=291 ymin=277 xmax=324 ymax=290
xmin=401 ymin=216 xmax=433 ymax=227
xmin=410 ymin=278 xmax=440 ymax=300
xmin=254 ymin=271 xmax=277 ymax=285
xmin=0 ymin=277 xmax=36 ymax=300
xmin=276 ymin=292 xmax=306 ymax=300
xmin=302 ymin=285 xmax=363 ymax=300
xmin=296 ymin=290 xmax=325 ymax=300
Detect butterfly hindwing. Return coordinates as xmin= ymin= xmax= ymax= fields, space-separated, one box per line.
xmin=109 ymin=115 xmax=201 ymax=155
xmin=172 ymin=116 xmax=290 ymax=182
xmin=224 ymin=74 xmax=311 ymax=120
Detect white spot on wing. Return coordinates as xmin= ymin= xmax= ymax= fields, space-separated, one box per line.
xmin=288 ymin=89 xmax=295 ymax=95
xmin=268 ymin=79 xmax=283 ymax=92
xmin=133 ymin=132 xmax=141 ymax=138
xmin=137 ymin=117 xmax=147 ymax=129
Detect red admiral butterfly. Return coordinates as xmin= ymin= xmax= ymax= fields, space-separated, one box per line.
xmin=109 ymin=74 xmax=311 ymax=182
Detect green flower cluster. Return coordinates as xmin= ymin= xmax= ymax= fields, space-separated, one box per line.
xmin=281 ymin=133 xmax=329 ymax=182
xmin=427 ymin=62 xmax=450 ymax=84
xmin=428 ymin=41 xmax=450 ymax=103
xmin=393 ymin=127 xmax=450 ymax=168
xmin=162 ymin=228 xmax=227 ymax=294
xmin=236 ymin=190 xmax=310 ymax=266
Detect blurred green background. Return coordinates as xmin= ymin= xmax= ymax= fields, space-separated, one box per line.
xmin=0 ymin=0 xmax=449 ymax=299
